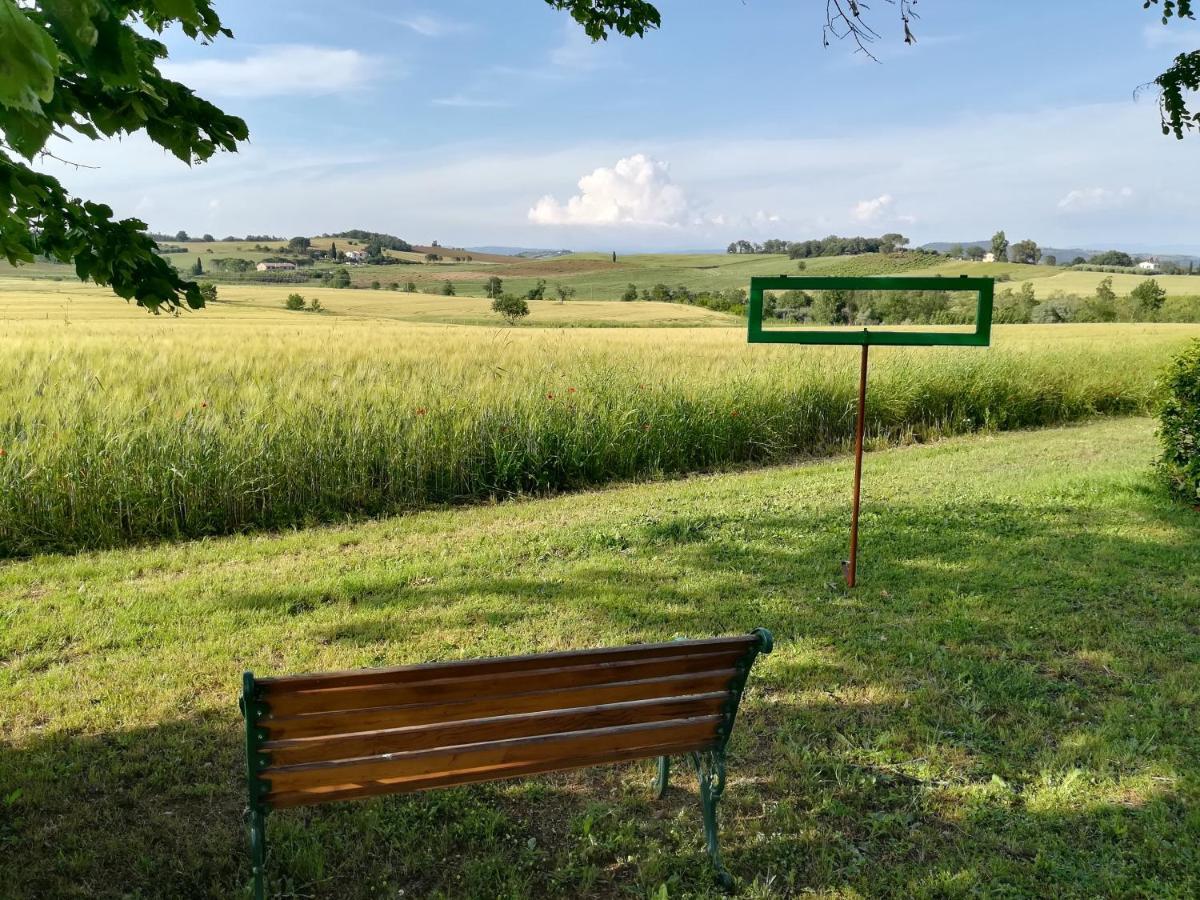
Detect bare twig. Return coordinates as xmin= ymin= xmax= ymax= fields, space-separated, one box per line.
xmin=823 ymin=0 xmax=920 ymax=60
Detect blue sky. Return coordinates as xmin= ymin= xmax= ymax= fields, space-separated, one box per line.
xmin=43 ymin=0 xmax=1200 ymax=251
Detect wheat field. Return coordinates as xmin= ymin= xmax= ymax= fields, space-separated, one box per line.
xmin=2 ymin=277 xmax=1196 ymax=554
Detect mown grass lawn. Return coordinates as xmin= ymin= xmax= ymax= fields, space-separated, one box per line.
xmin=1 ymin=418 xmax=1197 ymax=898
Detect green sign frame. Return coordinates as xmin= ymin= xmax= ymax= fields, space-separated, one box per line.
xmin=747 ymin=275 xmax=994 ymax=347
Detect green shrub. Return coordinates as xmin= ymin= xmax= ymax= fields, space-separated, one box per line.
xmin=1159 ymin=339 xmax=1200 ymax=504
xmin=308 ymin=297 xmax=322 ymax=313
xmin=284 ymin=293 xmax=305 ymax=310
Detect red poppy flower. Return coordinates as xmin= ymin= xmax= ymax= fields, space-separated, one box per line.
xmin=567 ymin=387 xmax=576 ymax=393
xmin=416 ymin=407 xmax=427 ymax=415
xmin=546 ymin=392 xmax=555 ymax=400
xmin=0 ymin=448 xmax=6 ymax=457
xmin=731 ymin=410 xmax=740 ymax=417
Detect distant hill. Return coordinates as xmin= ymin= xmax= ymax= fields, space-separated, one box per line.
xmin=466 ymin=246 xmax=572 ymax=259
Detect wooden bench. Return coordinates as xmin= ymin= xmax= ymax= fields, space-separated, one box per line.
xmin=240 ymin=628 xmax=773 ymax=897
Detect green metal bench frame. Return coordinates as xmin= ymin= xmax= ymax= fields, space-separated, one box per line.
xmin=241 ymin=628 xmax=773 ymax=897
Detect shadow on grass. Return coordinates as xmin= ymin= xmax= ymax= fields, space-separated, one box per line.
xmin=2 ymin=478 xmax=1198 ymax=896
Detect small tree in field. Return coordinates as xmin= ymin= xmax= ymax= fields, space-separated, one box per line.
xmin=492 ymin=294 xmax=530 ymax=325
xmin=404 ymin=281 xmax=417 ymax=292
xmin=189 ymin=257 xmax=203 ymax=276
xmin=441 ymin=280 xmax=456 ymax=296
xmin=285 ymin=293 xmax=305 ymax=310
xmin=621 ymin=283 xmax=639 ymax=301
xmin=330 ymin=268 xmax=351 ymax=288
xmin=555 ymin=283 xmax=576 ymax=304
xmin=1010 ymin=238 xmax=1042 ymax=265
xmin=1131 ymin=278 xmax=1167 ymax=317
xmin=198 ymin=282 xmax=218 ymax=304
xmin=485 ymin=275 xmax=503 ymax=298
xmin=308 ymin=296 xmax=322 ymax=312
xmin=991 ymin=230 xmax=1009 ymax=262
xmin=526 ymin=279 xmax=547 ymax=301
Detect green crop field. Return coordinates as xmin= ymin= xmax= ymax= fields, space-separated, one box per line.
xmin=1013 ymin=269 xmax=1200 ymax=298
xmin=2 ymin=273 xmax=1196 ymax=556
xmin=0 ymin=277 xmax=738 ymax=327
xmin=2 ymin=418 xmax=1197 ymax=898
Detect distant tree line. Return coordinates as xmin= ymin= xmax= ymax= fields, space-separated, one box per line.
xmin=726 ymin=233 xmax=911 ymax=257
xmin=761 ymin=277 xmax=1198 ymax=326
xmin=149 ymin=231 xmax=277 ymax=242
xmin=621 ymin=282 xmax=749 ymax=313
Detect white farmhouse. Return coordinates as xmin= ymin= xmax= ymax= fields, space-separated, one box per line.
xmin=983 ymin=252 xmax=996 ymax=263
xmin=1137 ymin=260 xmax=1157 ymax=271
xmin=345 ymin=250 xmax=368 ymax=262
xmin=256 ymin=261 xmax=297 ymax=271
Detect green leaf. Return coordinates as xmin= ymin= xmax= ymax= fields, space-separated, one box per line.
xmin=0 ymin=0 xmax=59 ymax=112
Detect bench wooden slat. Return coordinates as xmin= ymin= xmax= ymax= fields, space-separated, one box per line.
xmin=265 ymin=735 xmax=710 ymax=809
xmin=263 ymin=715 xmax=721 ymax=800
xmin=257 ymin=635 xmax=756 ymax=695
xmin=262 ymin=668 xmax=737 ymax=741
xmin=262 ymin=693 xmax=728 ymax=767
xmin=265 ymin=649 xmax=742 ymax=717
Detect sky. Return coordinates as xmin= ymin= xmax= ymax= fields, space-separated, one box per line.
xmin=39 ymin=0 xmax=1200 ymax=252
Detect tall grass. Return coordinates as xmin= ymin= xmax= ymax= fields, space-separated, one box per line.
xmin=0 ymin=316 xmax=1193 ymax=556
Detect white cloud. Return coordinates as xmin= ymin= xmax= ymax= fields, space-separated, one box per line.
xmin=851 ymin=193 xmax=917 ymax=225
xmin=529 ymin=154 xmax=693 ymax=227
xmin=432 ymin=94 xmax=511 ymax=109
xmin=160 ymin=45 xmax=382 ymax=98
xmin=1057 ymin=186 xmax=1135 ymax=212
xmin=394 ymin=14 xmax=464 ymax=37
xmin=1142 ymin=23 xmax=1200 ymax=48
xmin=852 ymin=194 xmax=894 ymax=222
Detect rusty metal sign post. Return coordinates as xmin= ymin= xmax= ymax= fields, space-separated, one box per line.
xmin=747 ymin=275 xmax=995 ymax=588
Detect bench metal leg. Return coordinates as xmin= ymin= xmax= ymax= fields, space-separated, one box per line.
xmin=692 ymin=750 xmax=733 ymax=890
xmin=652 ymin=755 xmax=671 ymax=799
xmin=248 ymin=808 xmax=267 ymax=900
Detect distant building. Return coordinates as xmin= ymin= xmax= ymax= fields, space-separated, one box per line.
xmin=983 ymin=252 xmax=996 ymax=263
xmin=256 ymin=261 xmax=296 ymax=271
xmin=1137 ymin=260 xmax=1157 ymax=271
xmin=345 ymin=250 xmax=368 ymax=262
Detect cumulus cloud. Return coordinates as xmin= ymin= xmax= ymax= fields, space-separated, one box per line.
xmin=529 ymin=154 xmax=693 ymax=226
xmin=852 ymin=194 xmax=894 ymax=222
xmin=161 ymin=45 xmax=381 ymax=98
xmin=1057 ymin=186 xmax=1134 ymax=212
xmin=851 ymin=194 xmax=915 ymax=225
